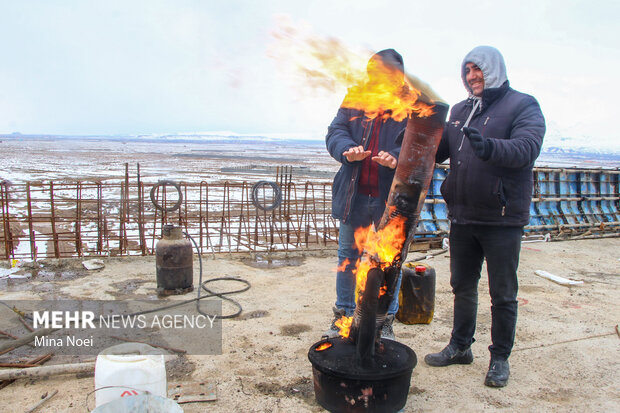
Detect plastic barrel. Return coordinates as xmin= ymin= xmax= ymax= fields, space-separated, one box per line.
xmin=396 ymin=262 xmax=436 ymax=325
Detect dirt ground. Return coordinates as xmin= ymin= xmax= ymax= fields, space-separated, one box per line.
xmin=0 ymin=237 xmax=619 ymax=412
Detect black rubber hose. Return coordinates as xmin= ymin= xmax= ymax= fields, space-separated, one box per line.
xmin=186 ymin=231 xmax=250 ymax=319
xmin=150 ymin=180 xmax=183 ymax=212
xmin=355 ymin=267 xmax=384 ymax=368
xmin=5 ymin=233 xmax=251 ymax=321
xmin=376 ymin=265 xmax=399 ymax=316
xmin=251 ymin=180 xmax=282 ymax=211
xmin=109 ymin=232 xmax=250 ymax=320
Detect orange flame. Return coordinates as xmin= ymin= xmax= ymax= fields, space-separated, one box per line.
xmin=340 ymin=59 xmax=433 ymax=122
xmin=316 ymin=342 xmax=332 ymax=351
xmin=354 ymin=215 xmax=406 ymax=265
xmin=335 ymin=316 xmax=353 ymax=339
xmin=352 ymin=212 xmax=407 ymax=301
xmin=333 ymin=215 xmax=407 ymax=338
xmin=269 ymin=16 xmax=435 ymax=122
xmin=335 ymin=258 xmax=351 ymax=272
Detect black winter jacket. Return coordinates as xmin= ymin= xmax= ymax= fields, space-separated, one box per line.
xmin=435 ymin=82 xmax=546 ymax=226
xmin=326 ymin=107 xmax=406 ymax=223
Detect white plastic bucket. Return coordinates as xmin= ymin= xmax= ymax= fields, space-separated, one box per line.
xmin=92 ymin=394 xmax=183 ymax=413
xmin=94 ymin=343 xmax=167 ymax=407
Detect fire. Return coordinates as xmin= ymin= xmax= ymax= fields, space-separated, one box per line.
xmin=268 ymin=16 xmax=436 ymax=122
xmin=332 ymin=212 xmax=407 ymax=339
xmin=335 ymin=258 xmax=351 ymax=272
xmin=332 ymin=216 xmax=406 ymax=338
xmin=379 ymin=285 xmax=388 ymax=297
xmin=340 ymin=59 xmax=433 ymax=122
xmin=316 ymin=341 xmax=333 ymax=351
xmin=335 ymin=316 xmax=353 ymax=339
xmin=354 ymin=214 xmax=406 ymax=265
xmin=352 ymin=213 xmax=407 ymax=299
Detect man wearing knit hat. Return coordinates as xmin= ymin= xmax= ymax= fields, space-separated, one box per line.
xmin=324 ymin=49 xmax=409 ymax=340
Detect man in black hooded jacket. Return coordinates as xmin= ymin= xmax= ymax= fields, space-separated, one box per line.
xmin=424 ymin=45 xmax=545 ymax=388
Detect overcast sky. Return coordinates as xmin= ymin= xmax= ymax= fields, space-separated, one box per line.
xmin=1 ymin=1 xmax=618 ymax=150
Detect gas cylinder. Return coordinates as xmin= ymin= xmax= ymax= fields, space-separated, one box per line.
xmin=396 ymin=262 xmax=436 ymax=324
xmin=156 ymin=224 xmax=194 ymax=296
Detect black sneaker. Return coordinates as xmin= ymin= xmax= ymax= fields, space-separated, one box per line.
xmin=323 ymin=307 xmax=346 ymax=338
xmin=424 ymin=343 xmax=474 ymax=367
xmin=484 ymin=358 xmax=510 ymax=387
xmin=380 ymin=314 xmax=396 ymax=340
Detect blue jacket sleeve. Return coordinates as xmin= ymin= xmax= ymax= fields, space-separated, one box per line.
xmin=326 ymin=107 xmax=359 ymax=165
xmin=388 ymin=127 xmax=406 ymax=161
xmin=487 ymin=96 xmax=545 ymax=168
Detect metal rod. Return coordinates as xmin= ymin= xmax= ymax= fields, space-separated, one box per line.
xmin=0 ymin=165 xmax=617 ymax=259
xmin=137 ymin=163 xmax=146 ymax=255
xmin=26 ymin=183 xmax=36 ymax=260
xmin=75 ymin=182 xmax=82 ymax=257
xmin=0 ymin=362 xmax=95 ymax=381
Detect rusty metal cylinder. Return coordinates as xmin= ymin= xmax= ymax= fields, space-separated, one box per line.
xmin=378 ymin=102 xmax=450 ymax=262
xmin=156 ymin=224 xmax=194 ymax=296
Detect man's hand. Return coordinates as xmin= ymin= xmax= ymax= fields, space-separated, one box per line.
xmin=343 ymin=145 xmax=371 ymax=162
xmin=463 ymin=127 xmax=493 ymax=161
xmin=372 ymin=151 xmax=397 ymax=169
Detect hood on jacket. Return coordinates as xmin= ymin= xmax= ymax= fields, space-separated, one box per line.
xmin=461 ymin=46 xmax=507 ymax=95
xmin=371 ymin=49 xmax=404 ymax=73
xmin=367 ymin=49 xmax=405 ymax=82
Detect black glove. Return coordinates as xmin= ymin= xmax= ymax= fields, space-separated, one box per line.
xmin=463 ymin=126 xmax=493 ymax=161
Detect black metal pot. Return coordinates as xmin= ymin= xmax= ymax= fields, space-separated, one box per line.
xmin=308 ymin=338 xmax=417 ymax=412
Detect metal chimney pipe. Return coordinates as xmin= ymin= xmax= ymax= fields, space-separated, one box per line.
xmin=378 ymin=102 xmax=450 ymax=263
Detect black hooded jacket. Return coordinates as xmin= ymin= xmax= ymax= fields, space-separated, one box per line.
xmin=436 ymin=47 xmax=546 ymax=226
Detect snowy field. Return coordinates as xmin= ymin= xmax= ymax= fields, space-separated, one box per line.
xmin=1 ymin=134 xmax=618 ymax=186
xmin=0 ymin=135 xmax=340 ymax=185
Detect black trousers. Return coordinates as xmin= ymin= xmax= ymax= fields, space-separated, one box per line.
xmin=448 ymin=224 xmax=523 ymax=360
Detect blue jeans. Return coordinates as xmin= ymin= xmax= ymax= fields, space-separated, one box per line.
xmin=336 ymin=193 xmax=402 ymax=316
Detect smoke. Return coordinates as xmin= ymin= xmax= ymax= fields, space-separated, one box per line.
xmin=267 ymin=14 xmax=373 ymax=96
